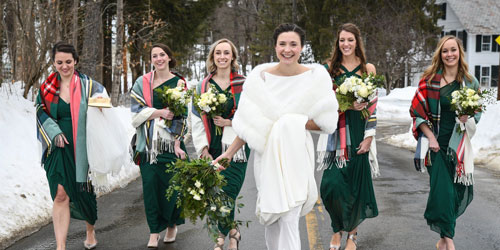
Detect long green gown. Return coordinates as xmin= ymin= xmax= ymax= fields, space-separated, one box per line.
xmin=139 ymin=76 xmax=186 ymax=233
xmin=320 ymin=64 xmax=378 ymax=233
xmin=44 ymin=99 xmax=97 ymax=225
xmin=208 ymin=79 xmax=250 ymax=236
xmin=424 ymin=81 xmax=473 ymax=239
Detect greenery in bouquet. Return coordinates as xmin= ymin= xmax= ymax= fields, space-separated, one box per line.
xmin=193 ymin=85 xmax=231 ymax=135
xmin=154 ymin=83 xmax=192 ymax=127
xmin=335 ymin=73 xmax=385 ymax=118
xmin=450 ymin=87 xmax=495 ymax=117
xmin=166 ymin=158 xmax=248 ymax=242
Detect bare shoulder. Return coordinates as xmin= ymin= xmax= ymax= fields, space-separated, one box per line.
xmin=366 ymin=63 xmax=376 ymax=74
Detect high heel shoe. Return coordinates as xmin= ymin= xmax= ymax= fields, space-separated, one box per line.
xmin=147 ymin=234 xmax=160 ymax=248
xmin=329 ymin=232 xmax=342 ymax=250
xmin=164 ymin=227 xmax=177 ymax=243
xmin=214 ymin=233 xmax=225 ymax=250
xmin=83 ymin=241 xmax=97 ymax=250
xmin=346 ymin=232 xmax=357 ymax=250
xmin=227 ymin=229 xmax=241 ymax=250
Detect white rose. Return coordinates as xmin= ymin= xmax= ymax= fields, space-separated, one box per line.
xmin=220 ymin=206 xmax=231 ymax=213
xmin=195 ymin=180 xmax=202 ymax=188
xmin=339 ymin=84 xmax=348 ymax=95
xmin=193 ymin=194 xmax=201 ymax=201
xmin=358 ymin=86 xmax=369 ymax=98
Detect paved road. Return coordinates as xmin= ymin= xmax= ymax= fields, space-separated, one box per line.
xmin=7 ymin=123 xmax=500 ymax=249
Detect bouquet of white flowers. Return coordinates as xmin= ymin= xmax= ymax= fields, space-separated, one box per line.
xmin=193 ymin=85 xmax=230 ymax=135
xmin=450 ymin=87 xmax=493 ymax=117
xmin=336 ymin=73 xmax=384 ymax=118
xmin=155 ymin=82 xmax=192 ymax=127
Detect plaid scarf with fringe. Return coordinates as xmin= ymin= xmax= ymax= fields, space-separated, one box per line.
xmin=410 ymin=70 xmax=481 ymax=185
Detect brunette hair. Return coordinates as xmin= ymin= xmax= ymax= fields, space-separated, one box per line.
xmin=151 ymin=43 xmax=176 ymax=68
xmin=52 ymin=41 xmax=79 ymax=63
xmin=272 ymin=23 xmax=306 ymax=47
xmin=326 ymin=23 xmax=367 ymax=78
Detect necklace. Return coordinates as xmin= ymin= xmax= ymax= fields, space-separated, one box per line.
xmin=442 ymin=75 xmax=455 ymax=85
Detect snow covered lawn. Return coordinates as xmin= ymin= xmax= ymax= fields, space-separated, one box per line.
xmin=0 ymin=82 xmax=139 ymax=248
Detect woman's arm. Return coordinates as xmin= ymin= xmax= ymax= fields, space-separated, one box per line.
xmin=419 ymin=123 xmax=439 ymax=152
xmin=213 ymin=136 xmax=246 ymax=170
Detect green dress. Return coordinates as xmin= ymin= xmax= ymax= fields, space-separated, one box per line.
xmin=44 ymin=99 xmax=97 ymax=225
xmin=139 ymin=76 xmax=186 ymax=233
xmin=208 ymin=79 xmax=250 ymax=236
xmin=424 ymin=81 xmax=473 ymax=239
xmin=320 ymin=65 xmax=378 ymax=233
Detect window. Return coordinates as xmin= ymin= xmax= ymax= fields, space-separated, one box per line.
xmin=439 ymin=3 xmax=447 ymax=20
xmin=492 ymin=65 xmax=499 ymax=87
xmin=480 ymin=66 xmax=490 ymax=87
xmin=482 ymin=35 xmax=491 ymax=51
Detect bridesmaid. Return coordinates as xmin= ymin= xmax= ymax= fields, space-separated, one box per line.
xmin=410 ymin=35 xmax=480 ymax=250
xmin=318 ymin=23 xmax=378 ymax=250
xmin=36 ymin=42 xmax=104 ymax=250
xmin=191 ymin=38 xmax=249 ymax=250
xmin=130 ymin=43 xmax=188 ymax=248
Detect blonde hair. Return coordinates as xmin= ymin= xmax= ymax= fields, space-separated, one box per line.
xmin=422 ymin=35 xmax=473 ymax=83
xmin=206 ymin=38 xmax=240 ymax=74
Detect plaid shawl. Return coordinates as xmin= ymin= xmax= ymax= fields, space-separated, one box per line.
xmin=192 ymin=71 xmax=245 ymax=144
xmin=130 ymin=71 xmax=188 ymax=165
xmin=410 ymin=70 xmax=481 ymax=185
xmin=317 ymin=69 xmax=377 ymax=170
xmin=36 ymin=71 xmax=106 ymax=191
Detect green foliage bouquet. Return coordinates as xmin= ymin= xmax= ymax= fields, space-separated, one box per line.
xmin=336 ymin=73 xmax=385 ymax=118
xmin=154 ymin=83 xmax=192 ymax=127
xmin=193 ymin=85 xmax=231 ymax=135
xmin=166 ymin=158 xmax=247 ymax=242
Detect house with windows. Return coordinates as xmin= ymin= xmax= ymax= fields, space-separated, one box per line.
xmin=436 ymin=0 xmax=500 ymax=88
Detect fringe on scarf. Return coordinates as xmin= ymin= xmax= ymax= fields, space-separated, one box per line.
xmin=89 ymin=172 xmax=113 ymax=194
xmin=370 ymin=161 xmax=380 ymax=178
xmin=315 ymin=150 xmax=350 ymax=171
xmin=77 ymin=172 xmax=95 ymax=193
xmin=148 ymin=134 xmax=176 ymax=164
xmin=222 ymin=143 xmax=248 ymax=163
xmin=447 ymin=147 xmax=474 ymax=186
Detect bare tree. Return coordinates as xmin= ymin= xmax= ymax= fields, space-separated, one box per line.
xmin=80 ymin=0 xmax=103 ymax=80
xmin=111 ymin=0 xmax=124 ymax=105
xmin=71 ymin=0 xmax=79 ymax=47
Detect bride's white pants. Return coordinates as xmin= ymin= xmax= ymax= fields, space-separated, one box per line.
xmin=264 ymin=206 xmax=301 ymax=250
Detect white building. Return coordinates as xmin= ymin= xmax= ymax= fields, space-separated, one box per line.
xmin=436 ymin=0 xmax=500 ymax=88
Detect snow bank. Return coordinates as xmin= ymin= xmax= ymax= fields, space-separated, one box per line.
xmin=377 ymin=87 xmax=416 ymax=122
xmin=0 ymin=82 xmax=139 ymax=248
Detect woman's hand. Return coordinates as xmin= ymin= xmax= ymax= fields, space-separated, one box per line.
xmin=357 ymin=136 xmax=373 ymax=155
xmin=174 ymin=140 xmax=186 ymax=160
xmin=54 ymin=133 xmax=69 ymax=148
xmin=352 ymin=101 xmax=368 ymax=111
xmin=200 ymin=147 xmax=213 ymax=160
xmin=213 ymin=153 xmax=232 ymax=171
xmin=458 ymin=115 xmax=468 ymax=123
xmin=213 ymin=116 xmax=231 ymax=127
xmin=161 ymin=108 xmax=174 ymax=120
xmin=429 ymin=136 xmax=440 ymax=152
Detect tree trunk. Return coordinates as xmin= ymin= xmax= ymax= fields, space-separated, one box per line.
xmin=111 ymin=0 xmax=124 ymax=106
xmin=71 ymin=0 xmax=79 ymax=47
xmin=123 ymin=46 xmax=128 ymax=93
xmin=102 ymin=4 xmax=112 ymax=92
xmin=80 ymin=0 xmax=102 ymax=80
xmin=5 ymin=3 xmax=17 ymax=82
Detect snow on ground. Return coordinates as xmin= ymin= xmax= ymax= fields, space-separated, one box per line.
xmin=0 ymin=82 xmax=139 ymax=247
xmin=377 ymin=86 xmax=500 ymax=171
